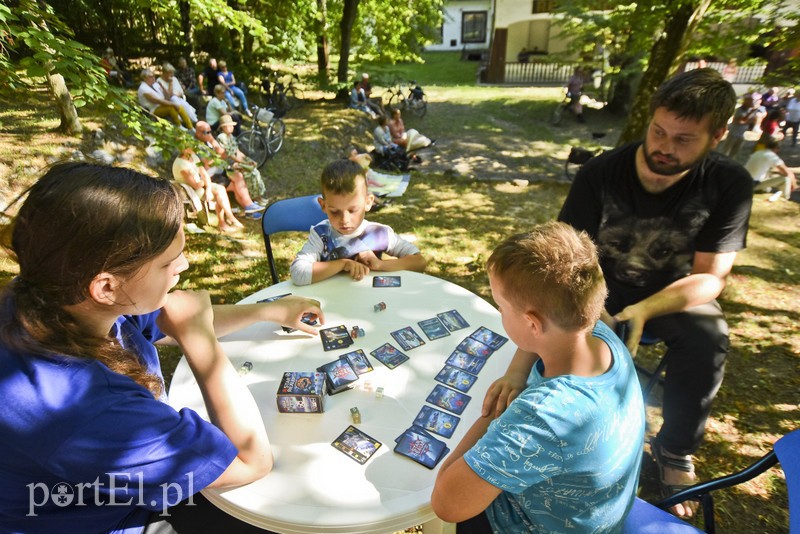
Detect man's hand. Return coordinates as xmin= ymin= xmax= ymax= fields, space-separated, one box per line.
xmin=355 ymin=250 xmax=383 ymax=271
xmin=342 ymin=258 xmax=370 ymax=281
xmin=613 ymin=305 xmax=647 ymax=355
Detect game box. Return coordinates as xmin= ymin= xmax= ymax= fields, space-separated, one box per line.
xmin=276 ymin=372 xmax=327 ymax=413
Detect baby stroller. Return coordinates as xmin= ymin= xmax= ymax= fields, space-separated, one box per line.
xmin=369 ymin=145 xmax=423 ymax=173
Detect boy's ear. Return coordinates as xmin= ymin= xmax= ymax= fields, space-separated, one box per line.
xmin=365 ymin=192 xmax=375 ymax=212
xmin=524 ymin=309 xmax=544 ymax=336
xmin=88 ymin=272 xmax=122 ymax=307
xmin=317 ymin=196 xmax=326 ymax=211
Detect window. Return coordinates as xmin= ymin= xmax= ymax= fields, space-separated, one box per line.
xmin=532 ymin=0 xmax=557 ymax=13
xmin=461 ymin=11 xmax=487 ymax=44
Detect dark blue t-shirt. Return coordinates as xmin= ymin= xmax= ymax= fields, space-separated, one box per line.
xmin=0 ymin=308 xmax=237 ymax=534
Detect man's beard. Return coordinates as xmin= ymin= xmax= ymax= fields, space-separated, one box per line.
xmin=642 ymin=141 xmax=708 ymax=176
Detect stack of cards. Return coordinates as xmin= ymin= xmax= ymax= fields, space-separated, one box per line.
xmin=317 ymin=358 xmax=359 ymax=395
xmin=276 ymin=372 xmax=326 ymax=413
xmin=332 ymin=425 xmax=382 ymax=464
xmin=320 ymin=325 xmax=354 ymax=352
xmin=394 ymin=425 xmax=450 ymax=469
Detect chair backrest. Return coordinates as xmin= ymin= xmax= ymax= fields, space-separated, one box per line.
xmin=775 ymin=428 xmax=800 ymax=533
xmin=261 ymin=195 xmax=326 ymax=285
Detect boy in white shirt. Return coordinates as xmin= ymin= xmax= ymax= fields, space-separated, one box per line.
xmin=291 ymin=159 xmax=426 ymax=285
xmin=744 ymin=137 xmax=797 ymax=200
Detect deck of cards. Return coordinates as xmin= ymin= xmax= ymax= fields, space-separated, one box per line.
xmin=317 ymin=358 xmax=359 ymax=395
xmin=276 ymin=372 xmax=326 ymax=413
xmin=394 ymin=425 xmax=450 ymax=469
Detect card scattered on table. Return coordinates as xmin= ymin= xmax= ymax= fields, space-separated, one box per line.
xmin=332 ymin=425 xmax=382 ymax=465
xmin=417 ymin=317 xmax=451 ymax=340
xmin=435 ymin=365 xmax=478 ymax=393
xmin=455 ymin=337 xmax=494 ymax=358
xmin=413 ymin=405 xmax=460 ymax=439
xmin=370 ymin=343 xmax=410 ymax=369
xmin=446 ymin=350 xmax=487 ymax=375
xmin=469 ymin=326 xmax=508 ymax=350
xmin=391 ymin=326 xmax=426 ymax=351
xmin=437 ymin=309 xmax=470 ymax=332
xmin=320 ymin=325 xmax=354 ymax=351
xmin=373 ymin=275 xmax=401 ymax=287
xmin=317 ymin=358 xmax=359 ymax=394
xmin=426 ymin=384 xmax=471 ymax=415
xmin=343 ymin=349 xmax=373 ymax=375
xmin=394 ymin=426 xmax=450 ymax=469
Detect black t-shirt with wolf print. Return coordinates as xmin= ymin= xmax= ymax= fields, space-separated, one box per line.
xmin=558 ymin=142 xmax=753 ymax=309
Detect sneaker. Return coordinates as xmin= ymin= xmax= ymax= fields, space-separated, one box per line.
xmin=246 ymin=211 xmax=264 ymax=220
xmin=244 ymin=203 xmax=266 ymax=213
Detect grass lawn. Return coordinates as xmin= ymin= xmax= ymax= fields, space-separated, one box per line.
xmin=0 ymin=52 xmax=797 ymax=532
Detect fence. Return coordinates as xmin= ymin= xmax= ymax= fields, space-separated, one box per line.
xmin=501 ymin=60 xmax=767 ymax=86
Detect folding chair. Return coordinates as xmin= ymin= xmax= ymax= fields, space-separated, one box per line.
xmin=623 ymin=428 xmax=799 ymax=533
xmin=261 ymin=195 xmax=326 ymax=285
xmin=173 ymin=181 xmax=211 ymax=227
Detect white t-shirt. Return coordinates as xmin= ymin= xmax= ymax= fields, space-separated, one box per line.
xmin=786 ymin=98 xmax=800 ymax=123
xmin=137 ymin=82 xmax=162 ymax=112
xmin=745 ymin=149 xmax=783 ymax=182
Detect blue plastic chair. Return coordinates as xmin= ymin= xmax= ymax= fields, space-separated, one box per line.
xmin=623 ymin=428 xmax=800 ymax=533
xmin=261 ymin=195 xmax=326 ymax=285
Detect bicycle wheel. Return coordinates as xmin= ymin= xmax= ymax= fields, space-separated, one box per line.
xmin=237 ymin=130 xmax=269 ymax=168
xmin=551 ymin=102 xmax=566 ymax=125
xmin=387 ymin=91 xmax=406 ymax=112
xmin=408 ymin=94 xmax=427 ymax=118
xmin=266 ymin=119 xmax=285 ymax=155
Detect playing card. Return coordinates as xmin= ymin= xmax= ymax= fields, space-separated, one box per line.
xmin=469 ymin=326 xmax=509 ymax=350
xmin=413 ymin=405 xmax=460 ymax=439
xmin=343 ymin=349 xmax=374 ymax=375
xmin=373 ymin=275 xmax=401 ymax=287
xmin=394 ymin=427 xmax=449 ymax=469
xmin=445 ymin=350 xmax=488 ymax=375
xmin=320 ymin=325 xmax=354 ymax=351
xmin=391 ymin=326 xmax=426 ymax=351
xmin=257 ymin=293 xmax=318 ymax=333
xmin=370 ymin=343 xmax=410 ymax=369
xmin=434 ymin=365 xmax=478 ymax=393
xmin=332 ymin=425 xmax=382 ymax=465
xmin=417 ymin=317 xmax=451 ymax=340
xmin=437 ymin=309 xmax=470 ymax=332
xmin=426 ymin=384 xmax=471 ymax=415
xmin=316 ymin=358 xmax=358 ymax=394
xmin=455 ymin=337 xmax=494 ymax=358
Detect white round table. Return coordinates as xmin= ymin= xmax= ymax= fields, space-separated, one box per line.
xmin=168 ymin=271 xmax=513 ymax=533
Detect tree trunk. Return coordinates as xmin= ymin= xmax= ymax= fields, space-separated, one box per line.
xmin=336 ymin=0 xmax=360 ymax=84
xmin=46 ymin=71 xmax=82 ymax=134
xmin=316 ymin=0 xmax=330 ymax=85
xmin=179 ymin=1 xmax=194 ymax=57
xmin=616 ymin=0 xmax=713 ymax=146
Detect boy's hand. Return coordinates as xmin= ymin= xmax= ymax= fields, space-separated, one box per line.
xmin=354 ymin=250 xmax=383 ymax=270
xmin=482 ymin=372 xmax=528 ymax=418
xmin=342 ymin=258 xmax=370 ymax=280
xmin=266 ymin=295 xmax=324 ymax=335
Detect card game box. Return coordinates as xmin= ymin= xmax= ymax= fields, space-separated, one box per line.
xmin=276 ymin=372 xmax=326 ymax=413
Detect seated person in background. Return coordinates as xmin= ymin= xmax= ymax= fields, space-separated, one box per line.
xmin=215 ymin=115 xmax=267 ymax=204
xmin=373 ymin=115 xmax=402 ymax=156
xmin=349 ymin=80 xmax=376 ymax=117
xmin=753 ymin=107 xmax=786 ymax=151
xmin=217 ymin=60 xmax=251 ymax=117
xmin=157 ymin=62 xmax=198 ymax=123
xmin=101 ymin=47 xmax=129 ymax=86
xmin=137 ymin=68 xmax=193 ymax=129
xmin=431 ymin=222 xmax=644 ymax=532
xmin=565 ymin=66 xmax=586 ymax=123
xmin=175 ymin=56 xmax=202 ymax=108
xmin=358 ymin=72 xmax=383 ymax=117
xmin=194 ymin=121 xmax=266 ymax=217
xmin=205 ymin=84 xmax=242 ymax=136
xmin=172 ymin=146 xmax=244 ymax=233
xmin=745 ymin=136 xmax=797 ymax=200
xmin=388 ymin=108 xmax=434 ymax=152
xmin=198 ymin=57 xmax=219 ymax=97
xmin=290 ymin=159 xmax=426 ymax=286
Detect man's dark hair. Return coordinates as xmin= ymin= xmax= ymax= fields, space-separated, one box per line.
xmin=650 ymin=68 xmax=736 ymax=133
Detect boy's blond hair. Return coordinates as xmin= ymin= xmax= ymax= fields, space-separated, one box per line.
xmin=320 ymin=159 xmax=368 ymax=197
xmin=487 ymin=222 xmax=607 ymax=331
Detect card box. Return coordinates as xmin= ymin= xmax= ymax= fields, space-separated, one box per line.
xmin=276 ymin=372 xmax=326 ymax=413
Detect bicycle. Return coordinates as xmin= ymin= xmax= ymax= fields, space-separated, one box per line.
xmin=261 ymin=71 xmax=305 ymax=115
xmin=236 ymin=105 xmax=286 ymax=167
xmin=383 ymin=80 xmax=428 ymax=118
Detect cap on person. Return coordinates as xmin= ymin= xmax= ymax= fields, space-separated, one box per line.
xmin=219 ymin=114 xmax=237 ymax=127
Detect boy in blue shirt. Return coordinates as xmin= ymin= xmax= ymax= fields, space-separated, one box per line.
xmin=432 ymin=222 xmax=645 ymax=533
xmin=291 ymin=159 xmax=426 ymax=285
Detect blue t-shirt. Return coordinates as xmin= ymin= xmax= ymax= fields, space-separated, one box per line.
xmin=0 ymin=308 xmax=238 ymax=534
xmin=463 ymin=321 xmax=645 ymax=533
